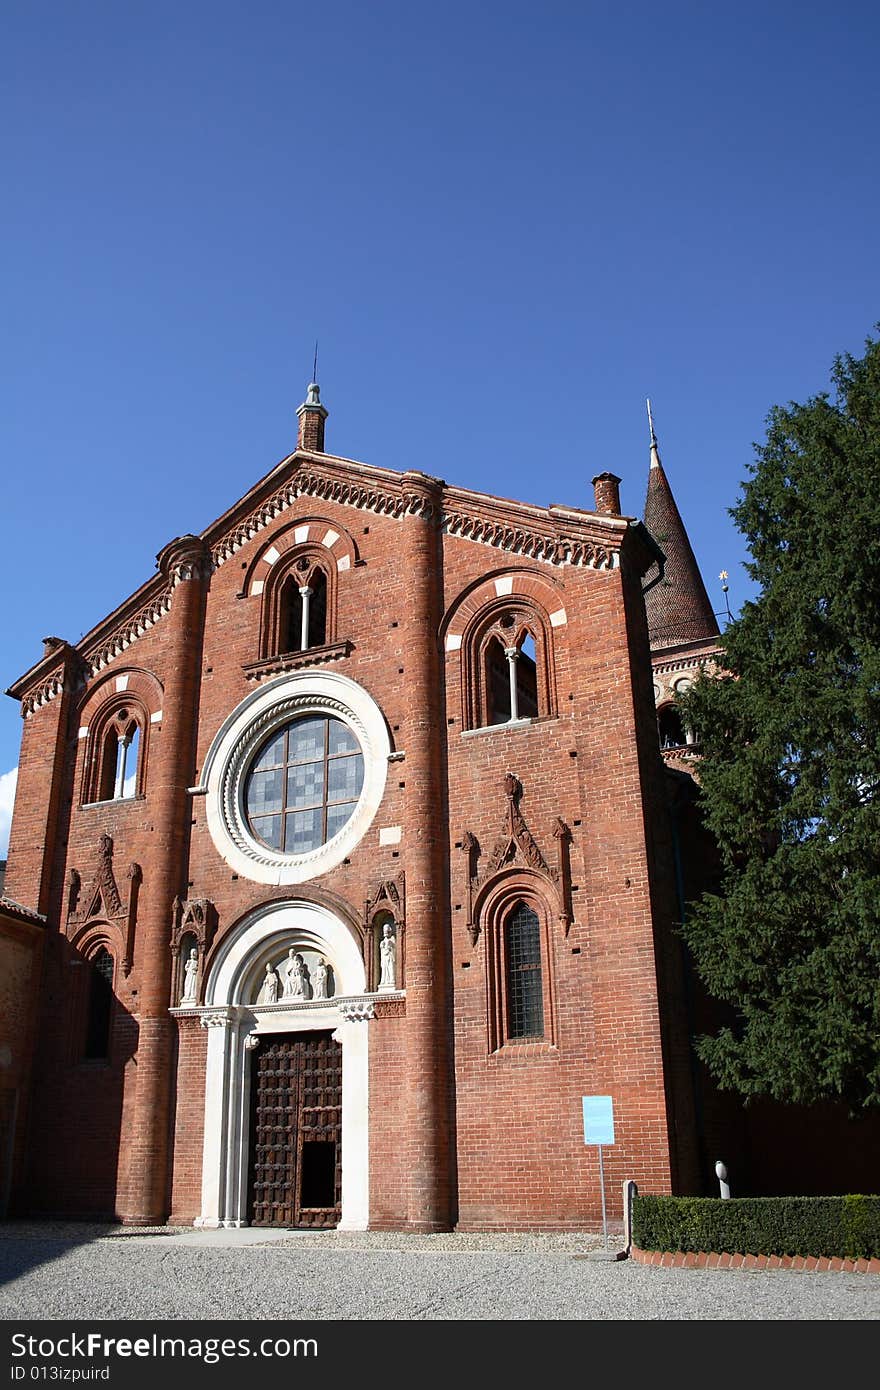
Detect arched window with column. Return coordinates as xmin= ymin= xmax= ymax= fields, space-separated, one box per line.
xmin=84 ymin=700 xmax=148 ymax=805
xmin=469 ymin=605 xmax=552 ymax=729
xmin=263 ymin=552 xmax=334 ymax=659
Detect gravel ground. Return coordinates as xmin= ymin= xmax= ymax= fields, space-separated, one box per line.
xmin=1 ymin=1222 xmax=878 ymax=1321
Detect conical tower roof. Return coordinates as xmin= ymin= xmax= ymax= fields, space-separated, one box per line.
xmin=643 ymin=405 xmax=719 ymax=652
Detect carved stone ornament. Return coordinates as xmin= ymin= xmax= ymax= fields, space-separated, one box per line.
xmin=372 ymin=997 xmax=406 ymax=1020
xmin=339 ymin=1000 xmax=376 ymax=1023
xmin=67 ymin=834 xmax=142 ymax=976
xmin=244 ymin=1033 xmax=261 ymax=1051
xmin=200 ymin=1011 xmax=234 ymax=1030
xmin=479 ymin=773 xmax=557 ymax=882
xmin=364 ymin=872 xmax=406 ymax=991
xmin=170 ymin=897 xmax=218 ymax=954
xmin=459 ymin=832 xmax=481 ymax=945
xmin=169 ymin=896 xmax=218 ymax=1008
xmin=462 ymin=774 xmax=572 ymax=943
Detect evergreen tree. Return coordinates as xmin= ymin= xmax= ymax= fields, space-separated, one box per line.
xmin=679 ymin=333 xmax=880 ymax=1110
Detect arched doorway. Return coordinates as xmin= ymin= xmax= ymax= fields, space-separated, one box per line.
xmin=195 ymin=900 xmax=370 ymax=1230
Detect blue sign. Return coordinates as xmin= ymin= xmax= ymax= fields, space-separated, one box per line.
xmin=582 ymin=1095 xmax=615 ymax=1146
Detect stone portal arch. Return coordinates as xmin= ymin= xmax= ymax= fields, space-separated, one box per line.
xmin=194 ymin=900 xmax=372 ymax=1231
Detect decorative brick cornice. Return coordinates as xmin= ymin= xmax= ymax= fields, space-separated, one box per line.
xmin=17 ymin=661 xmax=68 ymax=718
xmin=0 ymin=897 xmax=46 ymax=927
xmin=442 ymin=504 xmax=616 ymax=571
xmin=9 ymin=454 xmax=630 ymax=716
xmin=242 ymin=640 xmax=353 ymax=682
xmin=209 ymin=459 xmax=625 ymax=575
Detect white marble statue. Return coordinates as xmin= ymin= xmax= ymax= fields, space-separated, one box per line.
xmin=180 ymin=948 xmax=199 ymax=1004
xmin=378 ymin=922 xmax=397 ymax=990
xmin=282 ymin=949 xmax=310 ymax=1000
xmin=258 ymin=960 xmax=280 ymax=1005
xmin=312 ymin=958 xmax=329 ymax=1000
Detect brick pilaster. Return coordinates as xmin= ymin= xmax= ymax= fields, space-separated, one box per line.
xmin=118 ymin=535 xmax=211 ymax=1224
xmin=399 ymin=471 xmax=454 ymax=1230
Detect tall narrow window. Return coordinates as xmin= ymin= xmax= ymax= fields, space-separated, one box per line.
xmin=280 ymin=576 xmax=300 ymax=655
xmin=307 ymin=569 xmax=327 ymax=647
xmin=515 ymin=632 xmax=539 ymax=719
xmin=85 ymin=948 xmax=114 ymax=1059
xmin=504 ymin=903 xmax=544 ymax=1040
xmin=485 ymin=637 xmax=513 ymax=725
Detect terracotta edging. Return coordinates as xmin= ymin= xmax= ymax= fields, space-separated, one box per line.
xmin=629 ymin=1245 xmax=880 ymax=1274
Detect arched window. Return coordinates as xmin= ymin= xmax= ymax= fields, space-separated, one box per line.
xmin=476 ymin=615 xmax=549 ymax=728
xmin=270 ymin=558 xmax=332 ymax=657
xmin=658 ymin=704 xmax=687 ymax=750
xmin=89 ymin=706 xmax=145 ymax=804
xmin=504 ymin=902 xmax=544 ymax=1040
xmin=84 ymin=948 xmax=115 ymax=1059
xmin=482 ymin=887 xmax=555 ymax=1051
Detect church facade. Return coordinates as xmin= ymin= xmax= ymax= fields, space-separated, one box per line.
xmin=3 ymin=385 xmax=715 ymax=1231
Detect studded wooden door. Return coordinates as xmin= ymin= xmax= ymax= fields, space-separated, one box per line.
xmin=248 ymin=1032 xmax=342 ymax=1228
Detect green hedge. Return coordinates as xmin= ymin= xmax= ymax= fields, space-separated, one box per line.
xmin=632 ymin=1194 xmax=880 ymax=1259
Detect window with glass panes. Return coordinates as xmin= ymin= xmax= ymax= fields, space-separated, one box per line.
xmin=245 ymin=716 xmax=364 ymax=854
xmin=504 ymin=902 xmax=544 ymax=1039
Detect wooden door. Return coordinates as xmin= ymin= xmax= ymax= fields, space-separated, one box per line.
xmin=248 ymin=1032 xmax=342 ymax=1227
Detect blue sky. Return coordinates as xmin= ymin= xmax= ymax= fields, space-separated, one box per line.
xmin=2 ymin=1 xmax=878 ymax=855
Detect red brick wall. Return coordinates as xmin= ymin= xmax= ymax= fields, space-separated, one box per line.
xmin=168 ymin=1015 xmax=208 ymax=1223
xmin=367 ymin=1009 xmax=408 ymax=1227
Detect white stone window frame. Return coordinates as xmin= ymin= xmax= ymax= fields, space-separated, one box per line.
xmin=199 ymin=670 xmax=391 ymax=886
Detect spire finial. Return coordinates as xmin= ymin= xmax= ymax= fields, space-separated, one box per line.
xmin=297 ymin=347 xmax=328 ymax=451
xmin=647 ymin=397 xmax=661 ymax=469
xmin=304 ymin=341 xmax=321 ymax=407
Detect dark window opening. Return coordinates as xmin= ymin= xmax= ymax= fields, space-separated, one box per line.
xmin=97 ymin=728 xmax=119 ymax=803
xmin=299 ymin=1140 xmax=337 ymax=1209
xmin=308 ymin=569 xmax=327 ymax=647
xmin=486 ymin=637 xmax=512 ymax=725
xmin=658 ymin=705 xmax=686 ymax=749
xmin=85 ymin=948 xmax=114 ymax=1059
xmin=280 ymin=577 xmax=301 ymax=654
xmin=505 ymin=903 xmax=544 ymax=1040
xmin=516 ymin=633 xmax=539 ymax=719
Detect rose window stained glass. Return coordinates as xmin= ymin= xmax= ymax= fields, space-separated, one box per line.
xmin=245 ymin=716 xmax=364 ymax=855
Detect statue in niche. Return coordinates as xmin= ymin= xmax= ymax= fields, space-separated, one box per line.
xmin=257 ymin=961 xmax=280 ymax=1005
xmin=282 ymin=949 xmax=310 ymax=1000
xmin=378 ymin=922 xmax=397 ymax=990
xmin=180 ymin=948 xmax=199 ymax=1005
xmin=312 ymin=958 xmax=329 ymax=1000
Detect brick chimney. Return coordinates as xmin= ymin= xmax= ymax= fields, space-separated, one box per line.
xmin=591 ymin=472 xmax=622 ymax=515
xmin=296 ymin=381 xmax=328 ymax=453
